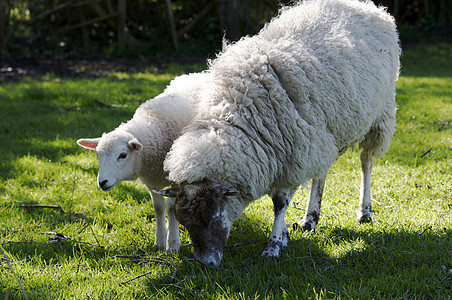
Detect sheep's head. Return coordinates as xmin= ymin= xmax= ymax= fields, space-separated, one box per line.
xmin=155 ymin=180 xmax=240 ymax=266
xmin=77 ymin=132 xmax=143 ymax=191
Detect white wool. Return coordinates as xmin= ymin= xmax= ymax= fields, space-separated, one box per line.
xmin=164 ymin=0 xmax=400 ymax=202
xmin=110 ymin=72 xmax=208 ymax=187
xmin=78 ymin=72 xmax=209 ymax=252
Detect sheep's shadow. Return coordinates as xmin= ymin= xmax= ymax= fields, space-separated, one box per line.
xmin=145 ymin=223 xmax=452 ymax=298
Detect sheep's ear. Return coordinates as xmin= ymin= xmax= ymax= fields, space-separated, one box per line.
xmin=153 ymin=186 xmax=180 ymax=198
xmin=213 ymin=183 xmax=239 ymax=196
xmin=77 ymin=138 xmax=100 ymax=150
xmin=128 ymin=138 xmax=143 ymax=151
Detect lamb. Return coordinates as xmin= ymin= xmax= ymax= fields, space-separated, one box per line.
xmin=77 ymin=72 xmax=207 ymax=252
xmin=156 ymin=0 xmax=400 ymax=266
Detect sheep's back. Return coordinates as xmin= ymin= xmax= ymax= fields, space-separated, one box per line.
xmin=166 ymin=0 xmax=400 ymax=199
xmin=259 ymin=0 xmax=400 ymax=148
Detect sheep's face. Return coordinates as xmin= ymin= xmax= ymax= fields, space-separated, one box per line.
xmin=159 ymin=181 xmax=240 ymax=266
xmin=77 ymin=133 xmax=143 ymax=191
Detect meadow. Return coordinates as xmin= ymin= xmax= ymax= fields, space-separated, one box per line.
xmin=0 ymin=43 xmax=451 ymax=299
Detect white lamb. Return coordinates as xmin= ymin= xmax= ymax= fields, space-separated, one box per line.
xmin=77 ymin=72 xmax=207 ymax=252
xmin=157 ymin=0 xmax=400 ymax=265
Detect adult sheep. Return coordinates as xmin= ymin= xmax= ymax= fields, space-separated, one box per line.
xmin=157 ymin=0 xmax=400 ymax=266
xmin=77 ymin=72 xmax=207 ymax=252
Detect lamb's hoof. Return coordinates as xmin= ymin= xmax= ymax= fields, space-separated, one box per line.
xmin=154 ymin=246 xmax=165 ymax=252
xmin=165 ymin=241 xmax=181 ymax=254
xmin=166 ymin=248 xmax=178 ymax=254
xmin=357 ymin=215 xmax=373 ymax=224
xmin=154 ymin=241 xmax=167 ymax=251
xmin=292 ymin=220 xmax=315 ymax=232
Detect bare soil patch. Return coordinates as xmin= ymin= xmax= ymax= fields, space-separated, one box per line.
xmin=0 ymin=55 xmax=206 ymax=83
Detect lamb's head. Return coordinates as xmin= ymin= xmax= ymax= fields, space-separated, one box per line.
xmin=156 ymin=180 xmax=240 ymax=266
xmin=77 ymin=132 xmax=143 ymax=191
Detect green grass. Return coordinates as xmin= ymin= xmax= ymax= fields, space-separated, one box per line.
xmin=1 ymin=43 xmax=451 ymax=299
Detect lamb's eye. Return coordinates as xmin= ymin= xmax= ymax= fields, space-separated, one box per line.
xmin=118 ymin=152 xmax=127 ymax=160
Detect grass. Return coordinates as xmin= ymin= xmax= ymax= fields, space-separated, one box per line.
xmin=0 ymin=43 xmax=451 ymax=299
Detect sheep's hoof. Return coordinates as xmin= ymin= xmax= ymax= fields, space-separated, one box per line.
xmin=262 ymin=242 xmax=284 ymax=258
xmin=262 ymin=229 xmax=289 ymax=257
xmin=357 ymin=215 xmax=373 ymax=224
xmin=292 ymin=220 xmax=315 ymax=232
xmin=357 ymin=206 xmax=373 ymax=224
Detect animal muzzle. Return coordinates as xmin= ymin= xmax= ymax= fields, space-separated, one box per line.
xmin=98 ymin=179 xmax=115 ymax=191
xmin=195 ymin=250 xmax=223 ymax=267
xmin=189 ymin=225 xmax=230 ymax=267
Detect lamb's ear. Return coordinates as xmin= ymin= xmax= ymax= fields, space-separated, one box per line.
xmin=128 ymin=138 xmax=143 ymax=151
xmin=77 ymin=138 xmax=101 ymax=150
xmin=153 ymin=186 xmax=180 ymax=198
xmin=213 ymin=183 xmax=239 ymax=196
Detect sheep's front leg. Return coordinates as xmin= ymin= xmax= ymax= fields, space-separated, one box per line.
xmin=293 ymin=176 xmax=325 ymax=231
xmin=150 ymin=190 xmax=167 ymax=249
xmin=357 ymin=151 xmax=373 ymax=223
xmin=165 ymin=197 xmax=180 ymax=252
xmin=262 ymin=187 xmax=296 ymax=257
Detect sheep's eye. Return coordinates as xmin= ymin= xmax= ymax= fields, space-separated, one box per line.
xmin=118 ymin=152 xmax=127 ymax=160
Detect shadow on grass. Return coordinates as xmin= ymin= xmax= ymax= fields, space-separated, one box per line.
xmin=145 ymin=223 xmax=452 ymax=298
xmin=2 ymin=193 xmax=451 ymax=298
xmin=2 ymin=238 xmax=106 ymax=264
xmin=0 ymin=76 xmax=173 ymax=181
xmin=400 ymin=43 xmax=452 ymax=78
xmin=1 ymin=44 xmax=451 ymax=298
xmin=1 ymin=108 xmax=130 ymax=178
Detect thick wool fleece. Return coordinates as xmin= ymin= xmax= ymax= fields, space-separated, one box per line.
xmin=110 ymin=72 xmax=207 ymax=187
xmin=165 ymin=0 xmax=400 ymax=201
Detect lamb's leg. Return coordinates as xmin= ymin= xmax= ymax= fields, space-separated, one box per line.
xmin=293 ymin=176 xmax=326 ymax=232
xmin=262 ymin=187 xmax=296 ymax=257
xmin=165 ymin=197 xmax=180 ymax=252
xmin=357 ymin=150 xmax=373 ymax=223
xmin=150 ymin=190 xmax=167 ymax=249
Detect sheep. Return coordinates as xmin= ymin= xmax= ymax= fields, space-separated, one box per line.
xmin=77 ymin=72 xmax=207 ymax=252
xmin=156 ymin=0 xmax=400 ymax=266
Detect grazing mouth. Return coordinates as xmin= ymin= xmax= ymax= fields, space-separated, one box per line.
xmin=196 ymin=251 xmax=223 ymax=267
xmin=99 ymin=183 xmax=115 ymax=191
xmin=101 ymin=185 xmax=114 ymax=191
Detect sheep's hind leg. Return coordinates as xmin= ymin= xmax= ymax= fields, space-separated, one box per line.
xmin=357 ymin=150 xmax=373 ymax=223
xmin=293 ymin=176 xmax=326 ymax=232
xmin=262 ymin=187 xmax=297 ymax=258
xmin=358 ymin=108 xmax=396 ymax=223
xmin=150 ymin=191 xmax=167 ymax=249
xmin=165 ymin=197 xmax=180 ymax=252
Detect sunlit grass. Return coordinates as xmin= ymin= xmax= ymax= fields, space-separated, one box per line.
xmin=0 ymin=43 xmax=451 ymax=299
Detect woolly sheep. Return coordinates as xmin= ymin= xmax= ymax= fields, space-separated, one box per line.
xmin=157 ymin=0 xmax=400 ymax=266
xmin=77 ymin=72 xmax=207 ymax=252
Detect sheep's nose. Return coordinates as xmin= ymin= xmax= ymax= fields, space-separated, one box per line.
xmin=99 ymin=180 xmax=109 ymax=190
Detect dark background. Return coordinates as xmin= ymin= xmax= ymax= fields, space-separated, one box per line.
xmin=0 ymin=0 xmax=451 ymax=66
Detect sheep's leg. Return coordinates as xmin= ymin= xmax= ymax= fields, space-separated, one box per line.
xmin=150 ymin=190 xmax=167 ymax=249
xmin=357 ymin=110 xmax=396 ymax=223
xmin=262 ymin=187 xmax=296 ymax=257
xmin=165 ymin=197 xmax=180 ymax=252
xmin=293 ymin=176 xmax=326 ymax=232
xmin=357 ymin=150 xmax=373 ymax=223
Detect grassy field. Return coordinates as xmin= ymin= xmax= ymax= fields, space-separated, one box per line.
xmin=1 ymin=43 xmax=451 ymax=299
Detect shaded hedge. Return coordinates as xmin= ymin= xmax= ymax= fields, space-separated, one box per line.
xmin=1 ymin=0 xmax=451 ymax=58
